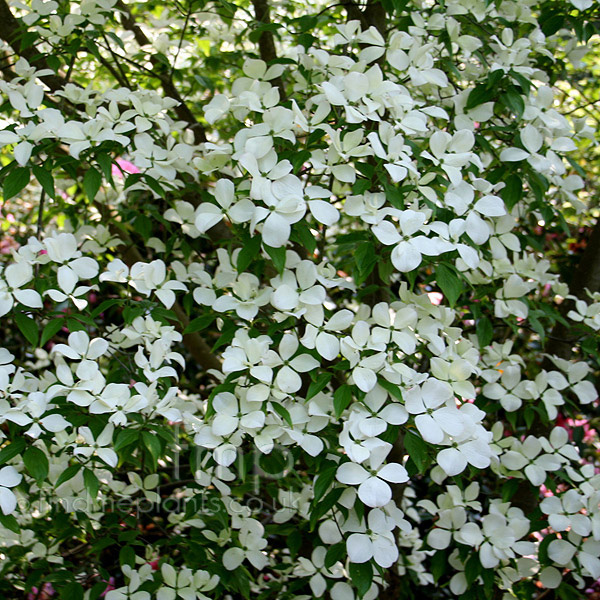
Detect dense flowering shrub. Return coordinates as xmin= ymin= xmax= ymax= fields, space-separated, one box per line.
xmin=0 ymin=0 xmax=599 ymax=598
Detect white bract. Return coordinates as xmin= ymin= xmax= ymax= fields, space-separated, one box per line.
xmin=0 ymin=3 xmax=597 ymax=599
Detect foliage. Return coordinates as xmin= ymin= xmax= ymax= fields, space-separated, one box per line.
xmin=0 ymin=0 xmax=598 ymax=598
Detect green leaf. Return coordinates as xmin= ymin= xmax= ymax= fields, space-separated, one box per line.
xmin=236 ymin=235 xmax=261 ymax=272
xmin=509 ymin=70 xmax=531 ymax=95
xmin=0 ymin=439 xmax=26 ymax=466
xmin=83 ymin=167 xmax=102 ymax=201
xmin=184 ymin=314 xmax=215 ymax=334
xmin=142 ymin=431 xmax=161 ymax=466
xmin=271 ymin=402 xmax=293 ymax=427
xmin=264 ymin=244 xmax=286 ymax=274
xmin=313 ymin=465 xmax=337 ymax=502
xmin=90 ymin=582 xmax=112 ymax=600
xmin=476 ymin=317 xmax=493 ymax=347
xmin=59 ymin=582 xmax=84 ymax=600
xmin=435 ymin=264 xmax=463 ymax=308
xmin=55 ymin=464 xmax=82 ymax=488
xmin=501 ymin=174 xmax=523 ymax=210
xmin=464 ymin=554 xmax=482 ymax=585
xmin=501 ymin=478 xmax=520 ymax=503
xmin=291 ymin=221 xmax=317 ymax=254
xmin=541 ymin=14 xmax=565 ymax=36
xmin=556 ymin=583 xmax=583 ymax=600
xmin=83 ymin=468 xmax=99 ymax=499
xmin=538 ymin=532 xmax=557 ymax=564
xmin=404 ymin=431 xmax=428 ymax=474
xmin=430 ymin=550 xmax=446 ymax=582
xmin=286 ymin=529 xmax=302 ymax=558
xmin=229 ymin=565 xmax=251 ymax=599
xmin=524 ymin=405 xmax=535 ymax=429
xmin=349 ymin=561 xmax=373 ymax=598
xmin=23 ymin=446 xmax=49 ymax=483
xmin=309 ymin=487 xmax=343 ymax=530
xmin=249 ymin=22 xmax=282 ymax=43
xmin=40 ymin=319 xmax=64 ymax=347
xmin=32 ymin=165 xmax=55 ymax=199
xmin=96 ymin=154 xmax=113 ymax=181
xmin=119 ymin=546 xmax=136 ymax=568
xmin=306 ymin=372 xmax=332 ymax=400
xmin=486 ymin=69 xmax=504 ymax=89
xmin=135 ymin=215 xmax=152 ymax=241
xmin=3 ymin=167 xmax=30 ymax=199
xmin=501 ymin=88 xmax=525 ymax=119
xmin=144 ymin=174 xmax=165 ymax=198
xmin=333 ymin=385 xmax=352 ymax=417
xmin=324 ymin=542 xmax=346 ymax=569
xmin=15 ymin=312 xmax=39 ymax=346
xmin=377 ymin=379 xmax=403 ymax=401
xmin=0 ymin=513 xmax=20 ymax=533
xmin=355 ymin=241 xmax=378 ymax=284
xmin=465 ymin=83 xmax=495 ymax=110
xmin=91 ymin=298 xmax=122 ymax=319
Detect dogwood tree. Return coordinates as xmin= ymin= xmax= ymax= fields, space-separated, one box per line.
xmin=0 ymin=0 xmax=599 ymax=598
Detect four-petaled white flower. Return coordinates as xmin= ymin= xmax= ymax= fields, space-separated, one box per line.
xmin=0 ymin=466 xmax=22 ymax=515
xmin=336 ymin=450 xmax=408 ymax=508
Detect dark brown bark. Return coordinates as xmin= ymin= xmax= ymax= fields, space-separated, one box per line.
xmin=0 ymin=0 xmax=69 ymax=93
xmin=116 ymin=0 xmax=207 ymax=144
xmin=251 ymin=0 xmax=287 ymax=100
xmin=342 ymin=0 xmax=387 ymax=37
xmin=544 ymin=217 xmax=600 ymax=361
xmin=514 ymin=220 xmax=600 ymax=517
xmin=110 ymin=221 xmax=223 ymax=375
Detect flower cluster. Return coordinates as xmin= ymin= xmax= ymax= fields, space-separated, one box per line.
xmin=0 ymin=0 xmax=597 ymax=598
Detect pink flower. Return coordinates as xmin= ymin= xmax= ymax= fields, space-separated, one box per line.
xmin=0 ymin=237 xmax=19 ymax=254
xmin=27 ymin=584 xmax=55 ymax=599
xmin=428 ymin=292 xmax=443 ymax=305
xmin=112 ymin=158 xmax=140 ymax=178
xmin=100 ymin=578 xmax=116 ymax=598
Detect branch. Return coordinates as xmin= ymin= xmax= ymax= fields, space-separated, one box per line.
xmin=363 ymin=0 xmax=387 ymax=36
xmin=116 ymin=0 xmax=207 ymax=144
xmin=251 ymin=0 xmax=287 ymax=100
xmin=0 ymin=0 xmax=69 ymax=93
xmin=545 ymin=217 xmax=600 ymax=361
xmin=341 ymin=0 xmax=387 ymax=36
xmin=103 ymin=217 xmax=222 ymax=376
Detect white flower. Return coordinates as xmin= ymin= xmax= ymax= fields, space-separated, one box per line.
xmin=372 ymin=211 xmax=454 ymax=273
xmin=105 ymin=565 xmax=153 ymax=600
xmin=0 ymin=262 xmax=43 ymax=317
xmin=157 ymin=564 xmax=219 ymax=600
xmin=293 ymin=546 xmax=343 ymax=596
xmin=548 ymin=533 xmax=600 ymax=579
xmin=346 ymin=509 xmax=399 ymax=567
xmin=0 ymin=466 xmax=22 ymax=515
xmin=427 ymin=507 xmax=467 ymax=549
xmin=51 ymin=331 xmax=109 ymax=361
xmin=262 ymin=333 xmax=319 ymax=394
xmin=19 ymin=392 xmax=70 ymax=438
xmin=336 ymin=449 xmax=408 ymax=508
xmin=541 ymin=490 xmax=591 ymax=536
xmin=404 ymin=379 xmax=463 ymax=444
xmin=300 ymin=309 xmax=354 ymax=361
xmin=89 ymin=383 xmax=148 ymax=426
xmin=501 ymin=436 xmax=561 ymax=486
xmin=222 ymin=519 xmax=268 ymax=570
xmin=195 ymin=179 xmax=254 ymax=233
xmin=73 ymin=424 xmax=118 ymax=467
xmin=211 ymin=392 xmax=265 ymax=436
xmin=213 ymin=273 xmax=271 ymax=321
